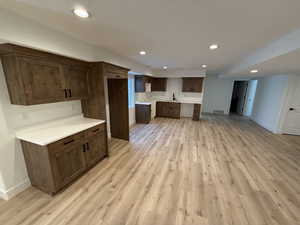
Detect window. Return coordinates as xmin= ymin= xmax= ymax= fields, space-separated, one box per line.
xmin=128 ymin=75 xmax=135 ymax=108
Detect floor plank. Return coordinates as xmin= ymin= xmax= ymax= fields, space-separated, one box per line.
xmin=0 ymin=115 xmax=299 ymax=225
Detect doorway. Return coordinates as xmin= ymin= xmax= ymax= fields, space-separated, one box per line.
xmin=107 ymin=79 xmax=129 ymax=141
xmin=230 ymin=80 xmax=258 ymax=116
xmin=230 ymin=81 xmax=249 ymax=115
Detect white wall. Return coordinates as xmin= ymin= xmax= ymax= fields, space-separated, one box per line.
xmin=202 ymin=75 xmax=234 ymax=114
xmin=0 ymin=8 xmax=150 ymax=200
xmin=251 ymin=75 xmax=290 ymax=133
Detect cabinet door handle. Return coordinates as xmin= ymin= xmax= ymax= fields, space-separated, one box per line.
xmin=86 ymin=143 xmax=90 ymax=151
xmin=64 ymin=139 xmax=74 ymax=145
xmin=68 ymin=89 xmax=72 ymax=98
xmin=83 ymin=144 xmax=86 ymax=152
xmin=64 ymin=89 xmax=68 ymax=98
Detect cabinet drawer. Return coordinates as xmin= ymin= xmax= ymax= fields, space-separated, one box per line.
xmin=86 ymin=124 xmax=105 ymax=137
xmin=48 ymin=132 xmax=85 ymax=152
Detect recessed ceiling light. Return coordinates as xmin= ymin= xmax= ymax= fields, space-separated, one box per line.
xmin=209 ymin=44 xmax=219 ymax=50
xmin=73 ymin=8 xmax=90 ymax=18
xmin=202 ymin=64 xmax=207 ymax=68
xmin=250 ymin=69 xmax=258 ymax=73
xmin=139 ymin=51 xmax=146 ymax=55
xmin=163 ymin=66 xmax=168 ymax=70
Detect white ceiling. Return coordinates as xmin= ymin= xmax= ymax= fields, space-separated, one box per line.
xmin=1 ymin=0 xmax=300 ymax=75
xmin=230 ymin=49 xmax=300 ymax=78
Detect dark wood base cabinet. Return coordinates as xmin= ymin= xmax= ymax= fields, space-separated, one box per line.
xmin=192 ymin=104 xmax=201 ymax=121
xmin=21 ymin=123 xmax=108 ymax=195
xmin=136 ymin=104 xmax=151 ymax=123
xmin=156 ymin=101 xmax=181 ymax=119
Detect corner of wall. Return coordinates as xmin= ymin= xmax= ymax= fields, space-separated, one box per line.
xmin=0 ymin=189 xmax=6 ymax=200
xmin=0 ymin=178 xmax=31 ymax=200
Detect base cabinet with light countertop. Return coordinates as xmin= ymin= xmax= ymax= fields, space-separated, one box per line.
xmin=192 ymin=104 xmax=202 ymax=121
xmin=156 ymin=101 xmax=181 ymax=119
xmin=17 ymin=117 xmax=108 ymax=195
xmin=135 ymin=103 xmax=151 ymax=123
xmin=155 ymin=101 xmax=202 ymax=120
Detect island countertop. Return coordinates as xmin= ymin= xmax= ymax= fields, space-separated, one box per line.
xmin=16 ymin=115 xmax=105 ymax=146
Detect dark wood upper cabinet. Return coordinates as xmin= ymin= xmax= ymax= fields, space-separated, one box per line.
xmin=182 ymin=77 xmax=204 ymax=92
xmin=103 ymin=62 xmax=128 ymax=79
xmin=17 ymin=56 xmax=65 ymax=105
xmin=151 ymin=78 xmax=167 ymax=92
xmin=135 ymin=75 xmax=147 ymax=92
xmin=63 ymin=65 xmax=89 ymax=100
xmin=135 ymin=76 xmax=167 ymax=92
xmin=0 ymin=43 xmax=90 ymax=105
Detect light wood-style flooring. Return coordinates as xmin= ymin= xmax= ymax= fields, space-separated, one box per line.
xmin=0 ymin=115 xmax=299 ymax=225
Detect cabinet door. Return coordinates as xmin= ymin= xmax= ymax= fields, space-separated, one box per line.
xmin=136 ymin=104 xmax=151 ymax=123
xmin=151 ymin=78 xmax=167 ymax=92
xmin=50 ymin=144 xmax=86 ymax=189
xmin=156 ymin=102 xmax=163 ymax=117
xmin=192 ymin=104 xmax=201 ymax=121
xmin=19 ymin=56 xmax=65 ymax=104
xmin=182 ymin=78 xmax=203 ymax=92
xmin=63 ymin=65 xmax=89 ymax=100
xmin=135 ymin=76 xmax=145 ymax=92
xmin=85 ymin=132 xmax=107 ymax=168
xmin=169 ymin=103 xmax=181 ymax=118
xmin=103 ymin=63 xmax=128 ymax=79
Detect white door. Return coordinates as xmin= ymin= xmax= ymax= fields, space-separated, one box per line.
xmin=282 ymin=76 xmax=300 ymax=135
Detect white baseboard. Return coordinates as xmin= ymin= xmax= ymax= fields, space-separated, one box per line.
xmin=0 ymin=189 xmax=6 ymax=200
xmin=0 ymin=179 xmax=31 ymax=200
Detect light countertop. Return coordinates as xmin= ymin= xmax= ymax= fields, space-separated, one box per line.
xmin=16 ymin=115 xmax=105 ymax=146
xmin=135 ymin=101 xmax=152 ymax=105
xmin=156 ymin=99 xmax=202 ymax=104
